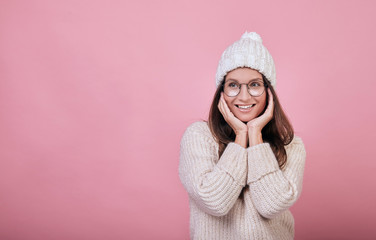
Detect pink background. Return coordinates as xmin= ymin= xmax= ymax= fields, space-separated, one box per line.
xmin=1 ymin=0 xmax=375 ymax=239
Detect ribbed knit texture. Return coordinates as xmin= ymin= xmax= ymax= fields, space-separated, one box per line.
xmin=179 ymin=121 xmax=306 ymax=240
xmin=215 ymin=31 xmax=276 ymax=88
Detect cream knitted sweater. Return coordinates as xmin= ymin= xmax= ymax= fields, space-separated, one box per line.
xmin=179 ymin=121 xmax=306 ymax=240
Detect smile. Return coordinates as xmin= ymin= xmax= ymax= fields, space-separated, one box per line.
xmin=236 ymin=104 xmax=255 ymax=109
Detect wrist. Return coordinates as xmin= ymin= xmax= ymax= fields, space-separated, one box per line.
xmin=248 ymin=130 xmax=263 ymax=147
xmin=235 ymin=129 xmax=248 ymax=135
xmin=235 ymin=131 xmax=248 ymax=148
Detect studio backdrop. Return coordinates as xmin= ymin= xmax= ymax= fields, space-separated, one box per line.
xmin=1 ymin=0 xmax=375 ymax=239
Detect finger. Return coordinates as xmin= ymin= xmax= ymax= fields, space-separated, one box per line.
xmin=220 ymin=95 xmax=234 ymax=117
xmin=218 ymin=100 xmax=225 ymax=117
xmin=218 ymin=93 xmax=225 ymax=110
xmin=218 ymin=93 xmax=224 ymax=111
xmin=220 ymin=92 xmax=244 ymax=124
xmin=219 ymin=93 xmax=232 ymax=116
xmin=222 ymin=103 xmax=232 ymax=120
xmin=268 ymin=88 xmax=273 ymax=105
xmin=218 ymin=96 xmax=229 ymax=119
xmin=266 ymin=88 xmax=274 ymax=116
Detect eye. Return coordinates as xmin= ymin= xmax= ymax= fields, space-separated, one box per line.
xmin=249 ymin=81 xmax=263 ymax=87
xmin=228 ymin=82 xmax=239 ymax=88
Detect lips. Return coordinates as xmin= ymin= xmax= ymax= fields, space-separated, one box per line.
xmin=236 ymin=104 xmax=255 ymax=109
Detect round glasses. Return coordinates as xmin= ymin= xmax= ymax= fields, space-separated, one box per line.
xmin=223 ymin=80 xmax=266 ymax=97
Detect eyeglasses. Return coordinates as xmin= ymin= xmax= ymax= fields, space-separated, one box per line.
xmin=223 ymin=79 xmax=266 ymax=97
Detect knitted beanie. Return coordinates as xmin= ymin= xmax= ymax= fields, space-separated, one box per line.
xmin=215 ymin=31 xmax=276 ymax=87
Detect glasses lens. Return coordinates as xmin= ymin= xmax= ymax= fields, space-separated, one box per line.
xmin=224 ymin=81 xmax=240 ymax=97
xmin=248 ymin=81 xmax=265 ymax=97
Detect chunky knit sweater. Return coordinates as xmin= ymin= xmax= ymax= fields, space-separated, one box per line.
xmin=179 ymin=121 xmax=306 ymax=240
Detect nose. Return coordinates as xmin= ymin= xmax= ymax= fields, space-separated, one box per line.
xmin=237 ymin=84 xmax=251 ymax=101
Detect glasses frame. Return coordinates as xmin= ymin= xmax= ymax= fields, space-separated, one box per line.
xmin=222 ymin=79 xmax=267 ymax=97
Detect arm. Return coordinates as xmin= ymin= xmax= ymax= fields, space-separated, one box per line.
xmin=246 ymin=136 xmax=306 ymax=219
xmin=179 ymin=122 xmax=247 ymax=217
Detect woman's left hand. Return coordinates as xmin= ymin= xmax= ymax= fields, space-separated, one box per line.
xmin=247 ymin=88 xmax=274 ymax=131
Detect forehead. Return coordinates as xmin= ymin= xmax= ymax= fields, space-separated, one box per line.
xmin=225 ymin=67 xmax=263 ymax=82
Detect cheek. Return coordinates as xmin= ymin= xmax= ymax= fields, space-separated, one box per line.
xmin=223 ymin=97 xmax=235 ymax=109
xmin=257 ymin=95 xmax=267 ymax=111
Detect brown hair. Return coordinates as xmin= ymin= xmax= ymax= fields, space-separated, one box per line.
xmin=208 ymin=74 xmax=294 ymax=169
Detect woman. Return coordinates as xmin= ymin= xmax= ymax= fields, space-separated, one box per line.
xmin=179 ymin=32 xmax=306 ymax=240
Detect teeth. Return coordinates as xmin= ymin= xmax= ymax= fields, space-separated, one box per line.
xmin=238 ymin=105 xmax=254 ymax=109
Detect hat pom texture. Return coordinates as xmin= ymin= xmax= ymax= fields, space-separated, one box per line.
xmin=215 ymin=31 xmax=276 ymax=87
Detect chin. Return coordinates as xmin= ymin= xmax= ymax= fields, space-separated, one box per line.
xmin=237 ymin=114 xmax=256 ymax=123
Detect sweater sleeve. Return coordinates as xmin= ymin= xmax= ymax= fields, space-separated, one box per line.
xmin=246 ymin=136 xmax=306 ymax=219
xmin=179 ymin=122 xmax=247 ymax=217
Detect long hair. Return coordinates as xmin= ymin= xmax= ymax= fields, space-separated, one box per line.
xmin=207 ymin=74 xmax=294 ymax=169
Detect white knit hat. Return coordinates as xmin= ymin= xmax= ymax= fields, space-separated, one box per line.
xmin=215 ymin=31 xmax=276 ymax=87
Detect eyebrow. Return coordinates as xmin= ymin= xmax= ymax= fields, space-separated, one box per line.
xmin=226 ymin=78 xmax=263 ymax=82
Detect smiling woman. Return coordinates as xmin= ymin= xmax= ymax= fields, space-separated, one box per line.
xmin=179 ymin=32 xmax=306 ymax=240
xmin=222 ymin=68 xmax=267 ymax=123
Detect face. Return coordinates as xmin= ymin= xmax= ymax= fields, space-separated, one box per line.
xmin=223 ymin=68 xmax=267 ymax=122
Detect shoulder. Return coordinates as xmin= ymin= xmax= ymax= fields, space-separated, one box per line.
xmin=181 ymin=121 xmax=216 ymax=144
xmin=288 ymin=135 xmax=304 ymax=146
xmin=183 ymin=121 xmax=212 ymax=138
xmin=285 ymin=135 xmax=306 ymax=155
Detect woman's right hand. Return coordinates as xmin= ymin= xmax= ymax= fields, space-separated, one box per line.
xmin=218 ymin=93 xmax=248 ymax=147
